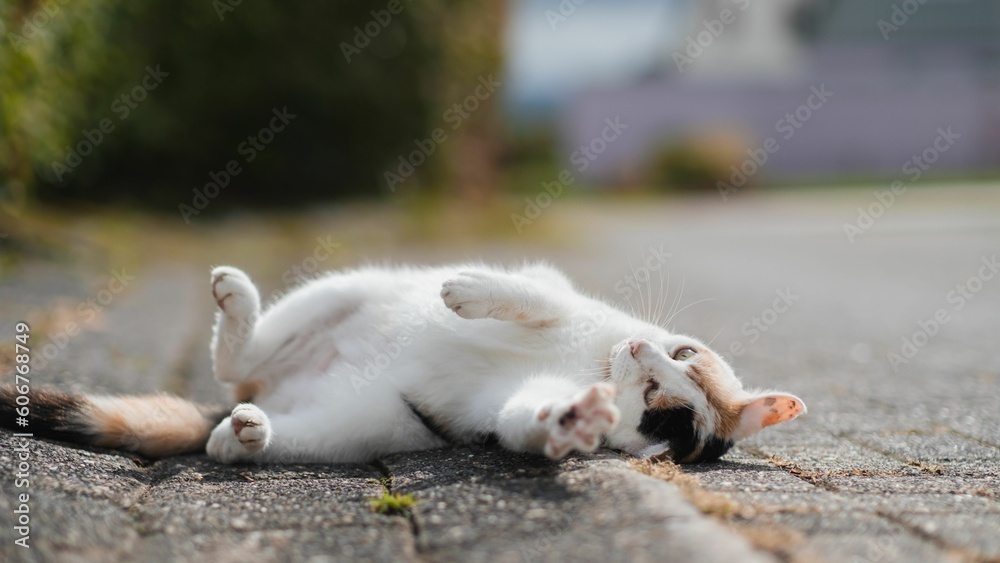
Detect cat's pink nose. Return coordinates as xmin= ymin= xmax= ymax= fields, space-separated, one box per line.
xmin=629 ymin=340 xmax=646 ymax=357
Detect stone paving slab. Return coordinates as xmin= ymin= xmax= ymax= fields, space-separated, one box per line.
xmin=0 ymin=431 xmax=770 ymax=563
xmin=819 ymin=475 xmax=1000 ymax=496
xmin=0 ymin=431 xmax=148 ymax=506
xmin=0 ymin=488 xmax=141 ymax=563
xmin=681 ymin=450 xmax=818 ymax=493
xmin=748 ymin=512 xmax=957 ymax=563
xmin=130 ymin=527 xmax=418 ymax=563
xmin=848 ymin=431 xmax=1000 ymax=470
xmin=129 ymin=460 xmax=388 ymax=535
xmin=384 ymin=448 xmax=772 ymax=563
xmin=895 ymin=513 xmax=1000 ymax=560
xmin=745 ymin=439 xmax=925 ymax=476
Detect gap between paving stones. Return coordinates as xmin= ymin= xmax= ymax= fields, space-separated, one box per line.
xmin=628 ymin=458 xmax=805 ymax=560
xmin=370 ymin=459 xmax=427 ymax=559
xmin=838 ymin=435 xmax=946 ymax=476
xmin=740 ymin=444 xmax=996 ymax=562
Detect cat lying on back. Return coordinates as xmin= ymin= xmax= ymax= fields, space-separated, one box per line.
xmin=1 ymin=262 xmax=805 ymax=464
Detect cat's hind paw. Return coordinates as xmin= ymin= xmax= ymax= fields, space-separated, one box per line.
xmin=230 ymin=403 xmax=271 ymax=452
xmin=540 ymin=383 xmax=620 ymax=460
xmin=441 ymin=271 xmax=501 ymax=320
xmin=206 ymin=403 xmax=271 ymax=463
xmin=211 ymin=266 xmax=260 ymax=321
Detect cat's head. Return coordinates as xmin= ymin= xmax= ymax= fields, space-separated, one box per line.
xmin=605 ymin=331 xmax=805 ymax=463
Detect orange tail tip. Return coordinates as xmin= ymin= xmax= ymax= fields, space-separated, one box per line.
xmin=0 ymin=386 xmax=228 ymax=458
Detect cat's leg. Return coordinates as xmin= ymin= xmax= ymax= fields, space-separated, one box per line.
xmin=206 ymin=403 xmax=272 ymax=464
xmin=210 ymin=266 xmax=261 ymax=383
xmin=495 ymin=377 xmax=620 ymax=459
xmin=206 ymin=398 xmax=429 ymax=464
xmin=440 ymin=267 xmax=579 ymax=324
xmin=516 ymin=263 xmax=575 ymax=291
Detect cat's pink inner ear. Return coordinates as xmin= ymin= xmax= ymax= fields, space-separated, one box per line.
xmin=733 ymin=394 xmax=806 ymax=440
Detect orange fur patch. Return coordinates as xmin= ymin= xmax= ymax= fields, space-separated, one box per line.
xmin=649 ymin=392 xmax=691 ymax=411
xmin=234 ymin=380 xmax=265 ymax=403
xmin=687 ymin=355 xmax=742 ymax=438
xmin=84 ymin=394 xmax=219 ymax=457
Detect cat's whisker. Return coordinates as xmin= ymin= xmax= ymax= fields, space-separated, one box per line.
xmin=661 ymin=297 xmax=717 ymax=330
xmin=652 ymin=267 xmax=664 ymax=327
xmin=626 ymin=254 xmax=647 ymax=324
xmin=653 ymin=266 xmax=670 ymax=327
xmin=661 ymin=277 xmax=686 ymax=328
xmin=623 ymin=290 xmax=640 ymax=320
xmin=705 ymin=321 xmax=728 ymax=347
xmin=620 ymin=290 xmax=638 ymax=320
xmin=644 ymin=264 xmax=656 ymax=325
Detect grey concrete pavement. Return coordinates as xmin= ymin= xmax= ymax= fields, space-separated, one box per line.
xmin=1 ymin=183 xmax=999 ymax=561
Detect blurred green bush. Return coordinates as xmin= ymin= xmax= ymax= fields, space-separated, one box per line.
xmin=648 ymin=133 xmax=751 ymax=193
xmin=0 ymin=0 xmax=502 ymax=210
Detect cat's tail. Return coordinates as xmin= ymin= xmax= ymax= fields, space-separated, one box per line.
xmin=0 ymin=386 xmax=229 ymax=457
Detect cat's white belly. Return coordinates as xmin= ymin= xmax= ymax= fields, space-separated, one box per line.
xmin=239 ymin=266 xmax=608 ymax=459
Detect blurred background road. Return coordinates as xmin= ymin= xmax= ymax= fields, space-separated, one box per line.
xmin=1 ymin=0 xmax=999 ymax=561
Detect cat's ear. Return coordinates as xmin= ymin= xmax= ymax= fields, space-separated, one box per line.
xmin=732 ymin=393 xmax=806 ymax=441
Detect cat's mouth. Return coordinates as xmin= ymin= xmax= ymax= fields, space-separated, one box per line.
xmin=608 ymin=341 xmax=643 ymax=384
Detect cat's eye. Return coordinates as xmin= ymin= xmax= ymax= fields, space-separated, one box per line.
xmin=672 ymin=347 xmax=697 ymax=361
xmin=644 ymin=379 xmax=660 ymax=405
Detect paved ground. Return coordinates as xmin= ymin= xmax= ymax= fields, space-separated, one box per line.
xmin=1 ymin=184 xmax=999 ymax=562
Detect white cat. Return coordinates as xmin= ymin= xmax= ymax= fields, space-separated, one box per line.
xmin=2 ymin=262 xmax=806 ymax=464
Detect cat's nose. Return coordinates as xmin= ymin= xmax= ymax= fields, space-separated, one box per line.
xmin=629 ymin=340 xmax=646 ymax=357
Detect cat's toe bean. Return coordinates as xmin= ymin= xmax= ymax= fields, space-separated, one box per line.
xmin=237 ymin=426 xmax=268 ymax=451
xmin=544 ymin=384 xmax=620 ymax=459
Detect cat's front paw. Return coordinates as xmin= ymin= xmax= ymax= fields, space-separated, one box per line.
xmin=211 ymin=266 xmax=260 ymax=320
xmin=440 ymin=272 xmax=498 ymax=320
xmin=539 ymin=383 xmax=620 ymax=459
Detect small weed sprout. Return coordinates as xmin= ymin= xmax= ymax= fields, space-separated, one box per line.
xmin=369 ymin=492 xmax=417 ymax=517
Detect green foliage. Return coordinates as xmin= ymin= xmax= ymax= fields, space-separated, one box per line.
xmin=1 ymin=0 xmax=500 ymax=210
xmin=648 ymin=139 xmax=738 ymax=192
xmin=368 ymin=492 xmax=416 ymax=517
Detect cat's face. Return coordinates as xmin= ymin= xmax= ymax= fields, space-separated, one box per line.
xmin=605 ymin=330 xmax=805 ymax=462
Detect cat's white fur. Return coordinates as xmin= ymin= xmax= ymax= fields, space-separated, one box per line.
xmin=205 ymin=262 xmax=805 ymax=464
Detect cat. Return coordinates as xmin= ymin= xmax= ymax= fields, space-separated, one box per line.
xmin=1 ymin=262 xmax=805 ymax=464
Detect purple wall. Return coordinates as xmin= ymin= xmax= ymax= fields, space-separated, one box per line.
xmin=562 ymin=44 xmax=1000 ymax=184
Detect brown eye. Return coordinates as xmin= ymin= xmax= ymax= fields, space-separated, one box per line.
xmin=644 ymin=379 xmax=660 ymax=405
xmin=672 ymin=347 xmax=697 ymax=361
